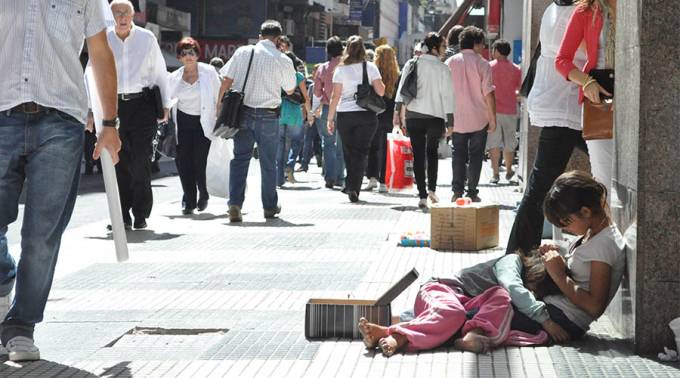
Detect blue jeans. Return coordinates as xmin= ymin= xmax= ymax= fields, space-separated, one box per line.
xmin=276 ymin=123 xmax=303 ymax=186
xmin=317 ymin=105 xmax=345 ymax=184
xmin=229 ymin=107 xmax=280 ymax=210
xmin=300 ymin=121 xmax=319 ymax=171
xmin=0 ymin=110 xmax=84 ymax=342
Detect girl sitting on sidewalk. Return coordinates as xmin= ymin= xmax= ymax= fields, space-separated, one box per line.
xmin=359 ymin=171 xmax=625 ymax=356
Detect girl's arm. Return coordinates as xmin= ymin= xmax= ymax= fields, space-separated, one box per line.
xmin=543 ymin=251 xmax=612 ymax=318
xmin=493 ymin=255 xmax=550 ymax=324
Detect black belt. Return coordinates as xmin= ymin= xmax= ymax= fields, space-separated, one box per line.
xmin=118 ymin=92 xmax=145 ymax=101
xmin=10 ymin=102 xmax=52 ymax=114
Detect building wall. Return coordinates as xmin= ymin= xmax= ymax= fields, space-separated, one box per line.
xmin=380 ymin=0 xmax=401 ymax=45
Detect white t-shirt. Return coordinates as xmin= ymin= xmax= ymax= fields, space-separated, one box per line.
xmin=332 ymin=62 xmax=382 ymax=112
xmin=177 ymin=80 xmax=201 ymax=116
xmin=544 ymin=225 xmax=626 ymax=331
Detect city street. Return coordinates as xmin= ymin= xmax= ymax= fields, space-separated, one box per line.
xmin=0 ymin=156 xmax=677 ymax=377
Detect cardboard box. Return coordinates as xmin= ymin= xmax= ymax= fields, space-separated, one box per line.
xmin=304 ymin=268 xmax=419 ymax=340
xmin=430 ymin=203 xmax=499 ymax=251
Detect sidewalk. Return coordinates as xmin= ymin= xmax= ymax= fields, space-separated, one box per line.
xmin=0 ymin=156 xmax=677 ymax=377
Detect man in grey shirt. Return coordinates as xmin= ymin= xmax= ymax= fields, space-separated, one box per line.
xmin=0 ymin=0 xmax=120 ymax=361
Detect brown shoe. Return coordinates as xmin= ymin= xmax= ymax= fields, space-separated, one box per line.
xmin=264 ymin=205 xmax=282 ymax=219
xmin=228 ymin=205 xmax=242 ymax=222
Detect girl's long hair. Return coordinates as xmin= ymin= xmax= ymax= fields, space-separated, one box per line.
xmin=374 ymin=45 xmax=400 ymax=99
xmin=341 ymin=35 xmax=366 ymax=66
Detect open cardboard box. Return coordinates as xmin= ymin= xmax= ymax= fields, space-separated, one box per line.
xmin=304 ymin=268 xmax=419 ymax=340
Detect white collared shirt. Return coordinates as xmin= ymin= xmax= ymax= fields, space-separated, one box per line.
xmin=0 ymin=0 xmax=106 ymax=124
xmin=107 ymin=25 xmax=171 ymax=108
xmin=220 ymin=39 xmax=296 ymax=109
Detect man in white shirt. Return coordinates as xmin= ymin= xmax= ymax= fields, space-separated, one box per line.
xmin=218 ymin=20 xmax=296 ymax=222
xmin=105 ymin=0 xmax=171 ymax=230
xmin=0 ymin=0 xmax=120 ymax=361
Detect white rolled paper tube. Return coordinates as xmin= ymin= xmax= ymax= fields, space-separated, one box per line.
xmin=670 ymin=317 xmax=680 ymax=353
xmin=100 ymin=149 xmax=129 ymax=262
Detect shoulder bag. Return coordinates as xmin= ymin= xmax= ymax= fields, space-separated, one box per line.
xmin=355 ymin=62 xmax=386 ymax=114
xmin=399 ymin=57 xmax=418 ymax=103
xmin=213 ymin=47 xmax=255 ymax=140
xmin=519 ymin=42 xmax=541 ymax=98
xmin=582 ymin=69 xmax=614 ymax=140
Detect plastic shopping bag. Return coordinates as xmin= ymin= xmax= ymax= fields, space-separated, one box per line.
xmin=206 ymin=138 xmax=233 ymax=199
xmin=385 ymin=132 xmax=414 ymax=191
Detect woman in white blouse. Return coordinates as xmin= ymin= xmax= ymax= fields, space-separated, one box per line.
xmin=167 ymin=37 xmax=222 ymax=214
xmin=506 ymin=0 xmax=587 ymax=254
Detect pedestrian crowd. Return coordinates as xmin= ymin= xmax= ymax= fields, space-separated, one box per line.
xmin=0 ymin=0 xmax=623 ymax=363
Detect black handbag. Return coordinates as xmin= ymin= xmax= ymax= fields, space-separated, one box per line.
xmin=283 ymin=86 xmax=304 ymax=105
xmin=399 ymin=57 xmax=418 ymax=103
xmin=213 ymin=48 xmax=255 ymax=139
xmin=355 ymin=61 xmax=386 ymax=114
xmin=519 ymin=42 xmax=541 ymax=98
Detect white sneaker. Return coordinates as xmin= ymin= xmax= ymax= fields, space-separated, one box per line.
xmin=378 ymin=183 xmax=388 ymax=193
xmin=6 ymin=336 xmax=40 ymax=361
xmin=364 ymin=177 xmax=378 ymax=191
xmin=428 ymin=190 xmax=439 ymax=204
xmin=418 ymin=198 xmax=428 ymax=210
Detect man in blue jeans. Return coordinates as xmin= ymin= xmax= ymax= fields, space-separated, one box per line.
xmin=219 ymin=20 xmax=296 ymax=222
xmin=0 ymin=0 xmax=121 ymax=361
xmin=314 ymin=36 xmax=347 ymax=189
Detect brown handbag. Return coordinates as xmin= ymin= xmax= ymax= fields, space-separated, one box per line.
xmin=582 ymin=98 xmax=613 ymax=140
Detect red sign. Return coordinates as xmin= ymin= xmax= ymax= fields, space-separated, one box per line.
xmin=487 ymin=0 xmax=501 ymax=34
xmin=196 ymin=39 xmax=247 ymax=62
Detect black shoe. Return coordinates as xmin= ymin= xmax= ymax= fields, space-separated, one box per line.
xmin=325 ymin=180 xmax=335 ymax=189
xmin=182 ymin=208 xmax=195 ymax=215
xmin=197 ymin=199 xmax=208 ymax=212
xmin=134 ymin=218 xmax=147 ymax=229
xmin=348 ymin=191 xmax=359 ymax=203
xmin=264 ymin=205 xmax=282 ymax=219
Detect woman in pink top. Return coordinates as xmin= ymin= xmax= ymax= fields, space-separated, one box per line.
xmin=555 ymin=0 xmax=616 ymax=196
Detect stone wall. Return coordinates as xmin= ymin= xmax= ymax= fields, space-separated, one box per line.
xmin=610 ymin=0 xmax=680 ymax=355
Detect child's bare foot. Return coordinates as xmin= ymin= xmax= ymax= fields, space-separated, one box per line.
xmin=358 ymin=317 xmax=388 ymax=349
xmin=378 ymin=333 xmax=408 ymax=357
xmin=453 ymin=330 xmax=492 ymax=354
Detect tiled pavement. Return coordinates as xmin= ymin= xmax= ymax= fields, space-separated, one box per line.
xmin=1 ymin=157 xmax=679 ymax=377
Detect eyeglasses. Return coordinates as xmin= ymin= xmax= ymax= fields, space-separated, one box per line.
xmin=113 ymin=11 xmax=132 ymax=18
xmin=180 ymin=50 xmax=197 ymax=57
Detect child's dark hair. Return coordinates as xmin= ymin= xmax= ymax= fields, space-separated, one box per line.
xmin=543 ymin=170 xmax=608 ymax=228
xmin=519 ymin=249 xmax=564 ymax=299
xmin=492 ymin=39 xmax=511 ymax=57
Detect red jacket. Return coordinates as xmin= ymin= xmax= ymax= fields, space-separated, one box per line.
xmin=555 ymin=6 xmax=604 ymax=103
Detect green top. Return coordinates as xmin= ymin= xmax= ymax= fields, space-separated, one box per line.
xmin=279 ymin=72 xmax=305 ymax=126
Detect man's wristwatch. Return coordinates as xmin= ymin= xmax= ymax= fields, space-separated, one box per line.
xmin=102 ymin=117 xmax=120 ymax=129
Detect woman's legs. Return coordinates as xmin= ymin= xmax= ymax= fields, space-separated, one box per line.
xmin=585 ymin=138 xmax=613 ymax=198
xmin=336 ymin=112 xmax=378 ymax=197
xmin=406 ymin=119 xmax=428 ymax=199
xmin=425 ymin=119 xmax=445 ymax=194
xmin=193 ymin=129 xmax=211 ymax=208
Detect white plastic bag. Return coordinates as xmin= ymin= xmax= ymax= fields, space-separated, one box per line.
xmin=206 ymin=139 xmax=233 ymax=199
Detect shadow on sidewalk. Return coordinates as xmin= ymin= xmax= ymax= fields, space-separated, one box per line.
xmin=165 ymin=213 xmax=229 ymax=221
xmin=279 ymin=186 xmax=318 ymax=191
xmin=0 ymin=358 xmax=102 ymax=377
xmin=87 ymin=230 xmax=183 ymax=244
xmin=227 ymin=218 xmax=314 ymax=228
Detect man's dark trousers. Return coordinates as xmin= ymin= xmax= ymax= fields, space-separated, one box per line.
xmin=116 ymin=95 xmax=157 ymax=223
xmin=505 ymin=126 xmax=588 ymax=254
xmin=451 ymin=127 xmax=488 ymax=197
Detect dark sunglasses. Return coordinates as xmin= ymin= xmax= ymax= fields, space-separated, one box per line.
xmin=180 ymin=50 xmax=197 ymax=57
xmin=553 ymin=0 xmax=574 ymax=5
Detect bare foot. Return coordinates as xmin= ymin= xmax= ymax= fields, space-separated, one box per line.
xmin=358 ymin=317 xmax=388 ymax=349
xmin=378 ymin=333 xmax=407 ymax=357
xmin=453 ymin=330 xmax=492 ymax=354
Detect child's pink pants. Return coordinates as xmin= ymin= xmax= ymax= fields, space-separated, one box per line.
xmin=388 ymin=282 xmax=513 ymax=351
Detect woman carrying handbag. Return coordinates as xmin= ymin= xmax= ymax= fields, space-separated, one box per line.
xmin=327 ymin=36 xmax=386 ymax=203
xmin=555 ymin=0 xmax=616 ymax=195
xmin=394 ymin=32 xmax=455 ymax=210
xmin=167 ymin=38 xmax=222 ymax=214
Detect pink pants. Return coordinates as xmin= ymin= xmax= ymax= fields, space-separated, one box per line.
xmin=388 ymin=282 xmax=514 ymax=352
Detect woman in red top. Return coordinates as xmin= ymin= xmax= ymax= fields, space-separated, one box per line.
xmin=555 ymin=0 xmax=616 ymax=196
